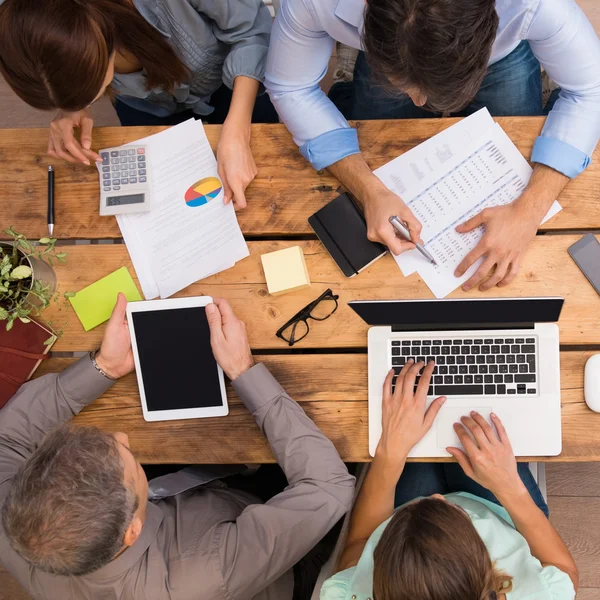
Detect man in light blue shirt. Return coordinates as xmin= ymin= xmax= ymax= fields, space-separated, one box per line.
xmin=265 ymin=0 xmax=600 ymax=291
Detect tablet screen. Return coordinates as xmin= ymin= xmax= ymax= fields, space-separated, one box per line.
xmin=131 ymin=307 xmax=224 ymax=412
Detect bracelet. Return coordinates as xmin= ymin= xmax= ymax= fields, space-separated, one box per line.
xmin=90 ymin=350 xmax=117 ymax=381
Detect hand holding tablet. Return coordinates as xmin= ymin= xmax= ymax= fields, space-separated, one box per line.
xmin=126 ymin=296 xmax=233 ymax=422
xmin=205 ymin=299 xmax=255 ymax=381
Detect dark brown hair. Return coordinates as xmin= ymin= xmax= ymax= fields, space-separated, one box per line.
xmin=363 ymin=0 xmax=499 ymax=113
xmin=2 ymin=425 xmax=139 ymax=576
xmin=0 ymin=0 xmax=189 ymax=112
xmin=373 ymin=498 xmax=512 ymax=600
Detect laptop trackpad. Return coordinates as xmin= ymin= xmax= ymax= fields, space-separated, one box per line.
xmin=436 ymin=406 xmax=492 ymax=450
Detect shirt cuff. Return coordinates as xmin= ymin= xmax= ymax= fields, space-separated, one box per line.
xmin=231 ymin=363 xmax=284 ymax=414
xmin=222 ymin=46 xmax=268 ymax=91
xmin=57 ymin=354 xmax=116 ymax=407
xmin=531 ymin=136 xmax=592 ymax=178
xmin=300 ymin=128 xmax=360 ymax=171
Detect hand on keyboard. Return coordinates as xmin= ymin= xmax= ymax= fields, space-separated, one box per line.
xmin=377 ymin=359 xmax=446 ymax=464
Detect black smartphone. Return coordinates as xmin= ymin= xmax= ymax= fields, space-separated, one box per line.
xmin=568 ymin=234 xmax=600 ymax=297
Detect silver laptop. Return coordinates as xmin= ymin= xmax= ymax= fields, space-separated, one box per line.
xmin=349 ymin=297 xmax=564 ymax=458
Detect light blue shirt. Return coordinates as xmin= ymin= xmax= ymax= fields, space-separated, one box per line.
xmin=265 ymin=0 xmax=600 ymax=177
xmin=320 ymin=493 xmax=576 ymax=600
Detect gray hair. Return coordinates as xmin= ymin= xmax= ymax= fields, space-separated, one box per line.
xmin=2 ymin=425 xmax=139 ymax=576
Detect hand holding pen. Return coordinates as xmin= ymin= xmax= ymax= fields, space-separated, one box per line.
xmin=389 ymin=216 xmax=437 ymax=265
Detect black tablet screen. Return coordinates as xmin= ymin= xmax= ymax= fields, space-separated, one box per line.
xmin=131 ymin=307 xmax=224 ymax=412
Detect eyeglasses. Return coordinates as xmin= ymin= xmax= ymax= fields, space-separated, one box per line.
xmin=276 ymin=289 xmax=339 ymax=346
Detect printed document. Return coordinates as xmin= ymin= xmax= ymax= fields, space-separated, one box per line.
xmin=116 ymin=119 xmax=249 ymax=299
xmin=374 ymin=109 xmax=561 ymax=298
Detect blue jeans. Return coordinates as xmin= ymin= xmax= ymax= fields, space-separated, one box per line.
xmin=330 ymin=41 xmax=543 ymax=120
xmin=394 ymin=462 xmax=549 ymax=517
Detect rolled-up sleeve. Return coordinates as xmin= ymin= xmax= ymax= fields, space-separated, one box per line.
xmin=265 ymin=0 xmax=360 ymax=170
xmin=527 ymin=0 xmax=600 ymax=178
xmin=189 ymin=0 xmax=272 ymax=88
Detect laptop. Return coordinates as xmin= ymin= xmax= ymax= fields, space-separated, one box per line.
xmin=348 ymin=297 xmax=564 ymax=458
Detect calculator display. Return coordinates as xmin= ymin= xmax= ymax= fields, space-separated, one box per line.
xmin=106 ymin=194 xmax=145 ymax=206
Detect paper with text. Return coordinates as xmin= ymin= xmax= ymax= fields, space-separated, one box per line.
xmin=375 ymin=114 xmax=561 ymax=297
xmin=117 ymin=120 xmax=248 ymax=298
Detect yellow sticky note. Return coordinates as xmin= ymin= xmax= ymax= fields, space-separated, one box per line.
xmin=69 ymin=267 xmax=142 ymax=331
xmin=261 ymin=246 xmax=311 ymax=296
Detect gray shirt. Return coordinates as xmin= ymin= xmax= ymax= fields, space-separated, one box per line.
xmin=0 ymin=357 xmax=355 ymax=599
xmin=114 ymin=0 xmax=272 ymax=117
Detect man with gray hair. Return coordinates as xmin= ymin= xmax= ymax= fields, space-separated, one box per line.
xmin=0 ymin=294 xmax=355 ymax=599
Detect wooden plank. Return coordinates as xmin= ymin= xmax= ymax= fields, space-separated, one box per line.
xmin=1 ymin=118 xmax=599 ymax=240
xmin=33 ymin=351 xmax=600 ymax=463
xmin=547 ymin=463 xmax=600 ymax=497
xmin=548 ymin=497 xmax=600 ymax=588
xmin=41 ymin=236 xmax=600 ymax=351
xmin=0 ymin=565 xmax=30 ymax=600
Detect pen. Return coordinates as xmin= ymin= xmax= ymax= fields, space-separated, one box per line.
xmin=47 ymin=165 xmax=55 ymax=237
xmin=389 ymin=215 xmax=437 ymax=266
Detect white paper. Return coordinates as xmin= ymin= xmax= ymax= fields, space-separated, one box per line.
xmin=117 ymin=120 xmax=249 ymax=298
xmin=375 ymin=114 xmax=561 ymax=298
xmin=375 ymin=108 xmax=495 ymax=199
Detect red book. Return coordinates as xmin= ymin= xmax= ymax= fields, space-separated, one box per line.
xmin=0 ymin=318 xmax=55 ymax=409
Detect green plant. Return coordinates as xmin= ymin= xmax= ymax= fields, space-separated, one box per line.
xmin=0 ymin=227 xmax=72 ymax=336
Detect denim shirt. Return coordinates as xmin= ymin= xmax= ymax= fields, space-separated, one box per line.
xmin=114 ymin=0 xmax=272 ymax=117
xmin=265 ymin=0 xmax=600 ymax=178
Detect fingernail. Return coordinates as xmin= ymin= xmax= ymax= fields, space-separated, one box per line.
xmin=453 ymin=423 xmax=460 ymax=428
xmin=470 ymin=410 xmax=477 ymax=416
xmin=463 ymin=284 xmax=470 ymax=291
xmin=206 ymin=304 xmax=215 ymax=314
xmin=491 ymin=412 xmax=497 ymax=418
xmin=441 ymin=396 xmax=447 ymax=402
xmin=84 ymin=161 xmax=90 ymax=166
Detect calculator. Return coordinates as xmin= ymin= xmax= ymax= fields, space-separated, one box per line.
xmin=97 ymin=145 xmax=152 ymax=216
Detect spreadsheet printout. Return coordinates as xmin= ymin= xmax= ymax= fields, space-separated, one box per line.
xmin=376 ymin=120 xmax=561 ymax=297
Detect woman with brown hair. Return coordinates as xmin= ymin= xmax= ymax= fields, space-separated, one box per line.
xmin=0 ymin=0 xmax=278 ymax=208
xmin=322 ymin=359 xmax=579 ymax=600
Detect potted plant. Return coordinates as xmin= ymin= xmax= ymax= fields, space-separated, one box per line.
xmin=0 ymin=227 xmax=70 ymax=333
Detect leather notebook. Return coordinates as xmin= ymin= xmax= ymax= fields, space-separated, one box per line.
xmin=308 ymin=193 xmax=387 ymax=277
xmin=0 ymin=318 xmax=55 ymax=409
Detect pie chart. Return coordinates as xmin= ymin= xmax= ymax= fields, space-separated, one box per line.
xmin=184 ymin=177 xmax=223 ymax=207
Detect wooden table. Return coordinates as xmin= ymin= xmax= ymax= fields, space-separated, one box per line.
xmin=3 ymin=118 xmax=600 ymax=463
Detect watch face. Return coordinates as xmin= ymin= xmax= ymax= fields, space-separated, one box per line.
xmin=106 ymin=194 xmax=145 ymax=206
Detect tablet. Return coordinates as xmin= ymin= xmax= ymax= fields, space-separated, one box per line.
xmin=126 ymin=296 xmax=228 ymax=422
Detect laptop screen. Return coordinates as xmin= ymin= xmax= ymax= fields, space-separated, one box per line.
xmin=348 ymin=298 xmax=564 ymax=328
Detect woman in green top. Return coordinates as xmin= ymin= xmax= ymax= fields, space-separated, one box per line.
xmin=322 ymin=359 xmax=579 ymax=600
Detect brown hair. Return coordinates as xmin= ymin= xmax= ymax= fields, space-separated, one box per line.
xmin=2 ymin=425 xmax=139 ymax=576
xmin=373 ymin=498 xmax=512 ymax=600
xmin=0 ymin=0 xmax=189 ymax=112
xmin=363 ymin=0 xmax=499 ymax=113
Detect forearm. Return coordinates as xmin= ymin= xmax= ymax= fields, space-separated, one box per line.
xmin=347 ymin=453 xmax=403 ymax=542
xmin=328 ymin=153 xmax=386 ymax=206
xmin=337 ymin=453 xmax=404 ymax=572
xmin=515 ymin=164 xmax=569 ymax=223
xmin=496 ymin=486 xmax=578 ymax=588
xmin=224 ymin=76 xmax=259 ymax=131
xmin=232 ymin=363 xmax=355 ymax=494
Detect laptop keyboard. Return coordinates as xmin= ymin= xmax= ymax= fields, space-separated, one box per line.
xmin=390 ymin=336 xmax=538 ymax=397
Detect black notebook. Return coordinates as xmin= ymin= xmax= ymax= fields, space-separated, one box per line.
xmin=308 ymin=193 xmax=387 ymax=277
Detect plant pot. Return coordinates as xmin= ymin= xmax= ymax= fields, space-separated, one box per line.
xmin=0 ymin=242 xmax=57 ymax=310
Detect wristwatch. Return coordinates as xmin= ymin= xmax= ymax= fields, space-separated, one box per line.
xmin=90 ymin=350 xmax=116 ymax=381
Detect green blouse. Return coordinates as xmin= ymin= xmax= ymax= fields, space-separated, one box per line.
xmin=321 ymin=493 xmax=575 ymax=600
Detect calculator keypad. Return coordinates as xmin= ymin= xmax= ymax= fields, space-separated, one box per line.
xmin=100 ymin=147 xmax=146 ymax=192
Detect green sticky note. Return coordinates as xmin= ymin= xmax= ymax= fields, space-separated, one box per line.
xmin=69 ymin=267 xmax=142 ymax=331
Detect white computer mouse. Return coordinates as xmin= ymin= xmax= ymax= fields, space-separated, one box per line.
xmin=584 ymin=354 xmax=600 ymax=413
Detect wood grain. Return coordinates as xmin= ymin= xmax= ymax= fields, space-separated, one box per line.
xmin=42 ymin=237 xmax=600 ymax=352
xmin=547 ymin=463 xmax=600 ymax=497
xmin=549 ymin=497 xmax=600 ymax=589
xmin=1 ymin=118 xmax=599 ymax=240
xmin=33 ymin=351 xmax=600 ymax=463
